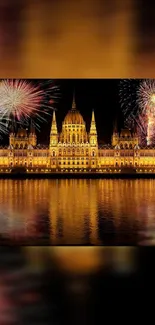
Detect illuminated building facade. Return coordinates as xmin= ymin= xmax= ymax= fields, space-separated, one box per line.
xmin=1 ymin=95 xmax=155 ymax=172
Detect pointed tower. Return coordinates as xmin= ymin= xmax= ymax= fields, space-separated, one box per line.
xmin=29 ymin=120 xmax=37 ymax=147
xmin=9 ymin=123 xmax=15 ymax=147
xmin=89 ymin=110 xmax=97 ymax=145
xmin=112 ymin=118 xmax=119 ymax=147
xmin=72 ymin=90 xmax=76 ymax=110
xmin=89 ymin=110 xmax=98 ymax=168
xmin=49 ymin=110 xmax=58 ymax=158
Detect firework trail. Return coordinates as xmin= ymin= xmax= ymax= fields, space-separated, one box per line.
xmin=119 ymin=79 xmax=155 ymax=146
xmin=0 ymin=119 xmax=9 ymax=139
xmin=0 ymin=79 xmax=59 ymax=135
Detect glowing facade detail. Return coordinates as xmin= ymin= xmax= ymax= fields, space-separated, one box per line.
xmin=50 ymin=96 xmax=98 ymax=169
xmin=1 ymin=96 xmax=155 ymax=171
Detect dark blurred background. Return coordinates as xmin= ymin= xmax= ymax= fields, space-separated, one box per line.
xmin=0 ymin=0 xmax=155 ymax=77
xmin=0 ymin=1 xmax=155 ymax=323
xmin=0 ymin=246 xmax=154 ymax=324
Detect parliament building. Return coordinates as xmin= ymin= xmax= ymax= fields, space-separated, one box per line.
xmin=0 ymin=95 xmax=155 ymax=173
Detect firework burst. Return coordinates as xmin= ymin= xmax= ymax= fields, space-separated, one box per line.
xmin=137 ymin=79 xmax=155 ymax=146
xmin=119 ymin=79 xmax=155 ymax=146
xmin=137 ymin=79 xmax=155 ymax=115
xmin=0 ymin=79 xmax=59 ymax=135
xmin=0 ymin=80 xmax=44 ymax=120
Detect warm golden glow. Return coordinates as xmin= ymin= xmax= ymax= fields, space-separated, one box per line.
xmin=50 ymin=247 xmax=103 ymax=274
xmin=0 ymin=179 xmax=154 ymax=247
xmin=0 ymin=103 xmax=155 ymax=171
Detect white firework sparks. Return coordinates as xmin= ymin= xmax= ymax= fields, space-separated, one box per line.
xmin=137 ymin=79 xmax=155 ymax=115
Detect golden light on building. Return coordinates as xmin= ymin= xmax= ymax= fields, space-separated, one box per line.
xmin=0 ymin=93 xmax=155 ymax=172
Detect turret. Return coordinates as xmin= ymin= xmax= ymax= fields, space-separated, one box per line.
xmin=112 ymin=119 xmax=119 ymax=147
xmin=29 ymin=120 xmax=37 ymax=147
xmin=132 ymin=124 xmax=139 ymax=146
xmin=9 ymin=124 xmax=15 ymax=147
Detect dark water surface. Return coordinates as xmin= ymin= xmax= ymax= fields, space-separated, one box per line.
xmin=0 ymin=179 xmax=155 ymax=245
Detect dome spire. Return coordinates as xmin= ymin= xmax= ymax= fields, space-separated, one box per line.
xmin=72 ymin=89 xmax=76 ymax=110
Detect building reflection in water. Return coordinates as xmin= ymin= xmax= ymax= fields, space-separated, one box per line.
xmin=49 ymin=179 xmax=99 ymax=245
xmin=0 ymin=179 xmax=155 ymax=244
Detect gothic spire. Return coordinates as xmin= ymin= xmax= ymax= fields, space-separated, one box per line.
xmin=50 ymin=109 xmax=58 ymax=134
xmin=30 ymin=119 xmax=35 ymax=134
xmin=90 ymin=109 xmax=97 ymax=135
xmin=113 ymin=118 xmax=118 ymax=133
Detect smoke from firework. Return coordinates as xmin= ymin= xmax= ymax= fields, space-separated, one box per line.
xmin=0 ymin=79 xmax=59 ymax=135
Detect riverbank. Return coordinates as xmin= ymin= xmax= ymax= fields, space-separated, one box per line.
xmin=1 ymin=172 xmax=155 ymax=179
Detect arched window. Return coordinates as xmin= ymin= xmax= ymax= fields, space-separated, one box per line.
xmin=73 ymin=134 xmax=75 ymax=142
xmin=53 ymin=151 xmax=55 ymax=157
xmin=92 ymin=151 xmax=95 ymax=157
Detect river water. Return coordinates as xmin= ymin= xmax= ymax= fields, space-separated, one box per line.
xmin=0 ymin=179 xmax=155 ymax=245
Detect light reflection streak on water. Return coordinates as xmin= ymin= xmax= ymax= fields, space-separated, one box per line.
xmin=0 ymin=179 xmax=155 ymax=244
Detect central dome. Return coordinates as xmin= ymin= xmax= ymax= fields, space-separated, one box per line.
xmin=17 ymin=128 xmax=28 ymax=137
xmin=64 ymin=109 xmax=84 ymax=125
xmin=120 ymin=129 xmax=131 ymax=137
xmin=63 ymin=95 xmax=84 ymax=125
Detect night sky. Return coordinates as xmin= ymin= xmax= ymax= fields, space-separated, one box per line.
xmin=39 ymin=79 xmax=123 ymax=145
xmin=2 ymin=79 xmax=124 ymax=146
